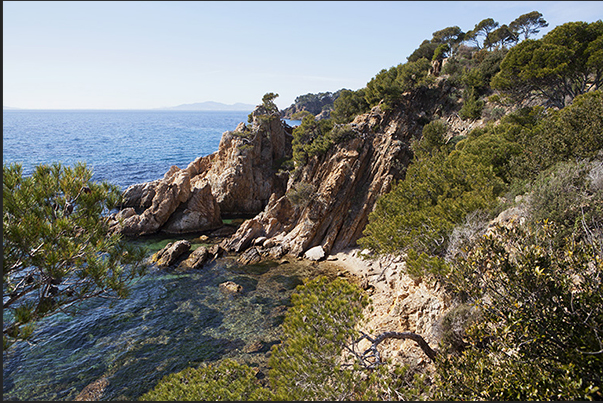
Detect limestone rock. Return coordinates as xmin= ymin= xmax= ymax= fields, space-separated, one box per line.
xmin=162 ymin=182 xmax=222 ymax=234
xmin=219 ymin=280 xmax=242 ymax=294
xmin=304 ymin=245 xmax=325 ymax=261
xmin=177 ymin=246 xmax=210 ymax=271
xmin=121 ymin=180 xmax=160 ymax=210
xmin=152 ymin=240 xmax=191 ymax=268
xmin=111 ymin=106 xmax=292 ymax=236
xmin=116 ymin=168 xmax=192 ymax=236
xmin=239 ymin=247 xmax=263 ymax=265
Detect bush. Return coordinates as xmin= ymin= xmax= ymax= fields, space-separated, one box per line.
xmin=507 ymin=91 xmax=603 ymax=181
xmin=412 ymin=120 xmax=449 ymax=157
xmin=527 ymin=159 xmax=603 ymax=241
xmin=359 ymin=146 xmax=504 ymax=265
xmin=331 ymin=89 xmax=369 ymax=123
xmin=437 ymin=222 xmax=603 ymax=400
xmin=138 ymin=359 xmax=266 ymax=401
xmin=286 ymin=182 xmax=316 ymax=206
xmin=364 ymin=58 xmax=433 ymax=108
xmin=291 ymin=115 xmax=335 ymax=165
xmin=458 ymin=87 xmax=484 ymax=120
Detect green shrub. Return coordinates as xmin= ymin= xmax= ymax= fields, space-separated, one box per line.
xmin=286 ymin=182 xmax=316 ymax=206
xmin=291 ymin=115 xmax=335 ymax=165
xmin=359 ymin=147 xmax=504 ymax=265
xmin=412 ymin=120 xmax=449 ymax=156
xmin=331 ymin=89 xmax=369 ymax=123
xmin=436 ymin=222 xmax=603 ymax=400
xmin=527 ymin=159 xmax=603 ymax=241
xmin=459 ymin=87 xmax=484 ymax=120
xmin=138 ymin=359 xmax=267 ymax=401
xmin=365 ymin=58 xmax=433 ymax=108
xmin=507 ymin=91 xmax=603 ymax=181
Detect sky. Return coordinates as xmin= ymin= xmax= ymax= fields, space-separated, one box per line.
xmin=4 ymin=1 xmax=603 ymax=110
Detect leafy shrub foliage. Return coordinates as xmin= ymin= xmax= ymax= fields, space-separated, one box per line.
xmin=291 ymin=114 xmax=335 ymax=165
xmin=331 ymin=88 xmax=369 ymax=123
xmin=139 ymin=359 xmax=265 ymax=401
xmin=365 ymin=58 xmax=434 ymax=108
xmin=436 ymin=222 xmax=603 ymax=400
xmin=359 ymin=120 xmax=504 ymax=274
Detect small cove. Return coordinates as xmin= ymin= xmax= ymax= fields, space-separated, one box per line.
xmin=2 ymin=233 xmax=342 ymax=401
xmin=2 ymin=110 xmax=317 ymax=400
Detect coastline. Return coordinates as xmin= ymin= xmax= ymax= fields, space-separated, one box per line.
xmin=324 ymin=247 xmax=449 ymax=371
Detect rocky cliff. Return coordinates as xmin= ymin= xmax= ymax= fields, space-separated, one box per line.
xmin=221 ymin=86 xmax=450 ymax=259
xmin=109 ymin=105 xmax=293 ymax=236
xmin=111 ymin=85 xmax=452 ymax=257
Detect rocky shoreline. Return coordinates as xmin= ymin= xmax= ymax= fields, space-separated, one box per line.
xmin=105 ymin=89 xmax=471 ymax=377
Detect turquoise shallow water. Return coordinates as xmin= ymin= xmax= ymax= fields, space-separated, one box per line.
xmin=2 ymin=109 xmax=308 ymax=400
xmin=2 ymin=246 xmax=338 ymax=401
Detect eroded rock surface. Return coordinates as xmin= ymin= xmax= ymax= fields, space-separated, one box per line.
xmin=151 ymin=240 xmax=191 ymax=268
xmin=109 ymin=105 xmax=293 ymax=236
xmin=221 ymin=97 xmax=428 ymax=259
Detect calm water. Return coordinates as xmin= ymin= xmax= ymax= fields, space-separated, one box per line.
xmin=2 ymin=109 xmax=252 ymax=189
xmin=2 ymin=110 xmax=310 ymax=401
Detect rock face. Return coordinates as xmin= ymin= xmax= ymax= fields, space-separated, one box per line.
xmin=221 ymin=88 xmax=443 ymax=259
xmin=151 ymin=240 xmax=191 ymax=267
xmin=109 ymin=105 xmax=293 ymax=236
xmin=177 ymin=246 xmax=210 ymax=271
xmin=112 ymin=86 xmax=454 ymax=260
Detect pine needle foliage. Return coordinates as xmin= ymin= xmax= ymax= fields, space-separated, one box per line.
xmin=3 ymin=162 xmax=148 ymax=350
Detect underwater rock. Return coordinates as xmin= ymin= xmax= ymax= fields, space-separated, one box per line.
xmin=219 ymin=280 xmax=243 ymax=294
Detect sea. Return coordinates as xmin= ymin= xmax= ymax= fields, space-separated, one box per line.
xmin=2 ymin=109 xmax=316 ymax=401
xmin=3 ymin=109 xmax=254 ymax=190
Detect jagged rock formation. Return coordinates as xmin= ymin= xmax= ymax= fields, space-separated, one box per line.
xmin=109 ymin=105 xmax=293 ymax=236
xmin=221 ymin=88 xmax=445 ymax=259
xmin=112 ymin=85 xmax=454 ymax=261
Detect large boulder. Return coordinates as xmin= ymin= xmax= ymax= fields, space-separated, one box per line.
xmin=162 ymin=182 xmax=222 ymax=234
xmin=304 ymin=245 xmax=325 ymax=261
xmin=110 ymin=105 xmax=293 ymax=236
xmin=177 ymin=246 xmax=210 ymax=271
xmin=219 ymin=281 xmax=242 ymax=294
xmin=151 ymin=240 xmax=191 ymax=268
xmin=113 ymin=168 xmax=192 ymax=236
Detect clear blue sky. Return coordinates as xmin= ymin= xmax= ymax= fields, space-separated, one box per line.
xmin=4 ymin=1 xmax=603 ymax=110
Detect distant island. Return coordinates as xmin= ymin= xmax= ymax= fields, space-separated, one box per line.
xmin=157 ymin=101 xmax=256 ymax=111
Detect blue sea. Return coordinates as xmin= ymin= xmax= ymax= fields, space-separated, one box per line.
xmin=3 ymin=109 xmax=313 ymax=401
xmin=2 ymin=109 xmax=253 ymax=189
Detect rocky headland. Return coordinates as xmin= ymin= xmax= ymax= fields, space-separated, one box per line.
xmin=108 ymin=83 xmax=484 ymax=368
